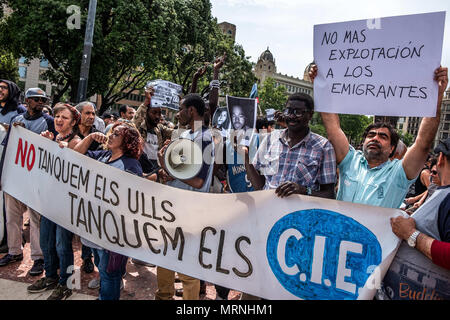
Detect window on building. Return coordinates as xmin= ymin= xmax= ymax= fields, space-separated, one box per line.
xmin=444 ymin=123 xmax=450 ymax=131
xmin=442 ymin=132 xmax=449 ymax=140
xmin=40 ymin=59 xmax=49 ymax=68
xmin=18 ymin=66 xmax=27 ymax=78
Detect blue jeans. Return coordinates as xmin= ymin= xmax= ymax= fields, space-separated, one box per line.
xmin=55 ymin=226 xmax=74 ymax=286
xmin=92 ymin=248 xmax=123 ymax=300
xmin=39 ymin=216 xmax=58 ymax=280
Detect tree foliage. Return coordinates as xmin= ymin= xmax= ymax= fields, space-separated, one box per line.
xmin=258 ymin=77 xmax=287 ymax=113
xmin=397 ymin=130 xmax=415 ymax=147
xmin=310 ymin=112 xmax=373 ymax=146
xmin=339 ymin=114 xmax=373 ymax=145
xmin=0 ymin=0 xmax=255 ymax=114
xmin=0 ymin=48 xmax=18 ymax=82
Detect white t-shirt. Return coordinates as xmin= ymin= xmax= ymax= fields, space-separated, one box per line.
xmin=143 ymin=132 xmax=159 ymax=160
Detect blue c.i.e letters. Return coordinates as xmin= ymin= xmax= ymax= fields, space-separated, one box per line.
xmin=266 ymin=209 xmax=382 ymax=300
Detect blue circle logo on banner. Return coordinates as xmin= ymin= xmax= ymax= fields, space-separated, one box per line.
xmin=266 ymin=209 xmax=382 ymax=300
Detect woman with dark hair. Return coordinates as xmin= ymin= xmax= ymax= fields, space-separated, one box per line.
xmin=74 ymin=121 xmax=143 ymax=300
xmin=27 ymin=103 xmax=82 ymax=300
xmin=213 ymin=107 xmax=230 ymax=131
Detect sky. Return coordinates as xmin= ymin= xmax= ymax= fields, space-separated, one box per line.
xmin=210 ymin=0 xmax=450 ymax=79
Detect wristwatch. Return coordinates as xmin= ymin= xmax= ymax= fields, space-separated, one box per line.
xmin=407 ymin=230 xmax=421 ymax=247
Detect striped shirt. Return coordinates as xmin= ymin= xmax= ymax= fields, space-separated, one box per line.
xmin=252 ymin=129 xmax=336 ymax=191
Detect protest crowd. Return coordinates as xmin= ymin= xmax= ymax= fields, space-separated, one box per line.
xmin=0 ymin=47 xmax=449 ymax=301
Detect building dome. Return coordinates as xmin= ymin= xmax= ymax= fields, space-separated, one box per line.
xmin=259 ymin=47 xmax=274 ymax=62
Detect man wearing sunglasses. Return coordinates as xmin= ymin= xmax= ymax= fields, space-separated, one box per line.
xmin=0 ymin=88 xmax=56 ymax=277
xmin=309 ymin=65 xmax=448 ymax=209
xmin=243 ymin=92 xmax=337 ymax=199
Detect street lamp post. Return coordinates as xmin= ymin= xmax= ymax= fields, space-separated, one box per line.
xmin=76 ymin=0 xmax=97 ymax=103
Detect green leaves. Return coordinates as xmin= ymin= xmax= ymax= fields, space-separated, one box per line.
xmin=0 ymin=0 xmax=255 ymax=113
xmin=0 ymin=49 xmax=19 ymax=82
xmin=258 ymin=77 xmax=288 ymax=113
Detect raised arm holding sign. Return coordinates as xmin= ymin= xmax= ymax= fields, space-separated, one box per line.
xmin=310 ymin=63 xmax=448 ymax=209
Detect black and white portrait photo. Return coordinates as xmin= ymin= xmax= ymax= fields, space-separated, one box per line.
xmin=226 ymin=96 xmax=257 ymax=131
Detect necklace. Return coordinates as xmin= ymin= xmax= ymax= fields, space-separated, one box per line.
xmin=56 ymin=131 xmax=73 ymax=142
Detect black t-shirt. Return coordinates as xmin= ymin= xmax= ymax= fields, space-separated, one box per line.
xmin=78 ymin=125 xmax=101 ymax=151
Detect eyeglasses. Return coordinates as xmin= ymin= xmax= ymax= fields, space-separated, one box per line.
xmin=31 ymin=97 xmax=48 ymax=103
xmin=431 ymin=170 xmax=438 ymax=175
xmin=0 ymin=85 xmax=8 ymax=90
xmin=283 ymin=108 xmax=309 ymax=117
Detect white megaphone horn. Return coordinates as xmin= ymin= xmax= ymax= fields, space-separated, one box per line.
xmin=163 ymin=138 xmax=204 ymax=180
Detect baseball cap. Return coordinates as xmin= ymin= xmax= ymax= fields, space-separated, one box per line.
xmin=25 ymin=88 xmax=48 ymax=100
xmin=434 ymin=138 xmax=450 ymax=156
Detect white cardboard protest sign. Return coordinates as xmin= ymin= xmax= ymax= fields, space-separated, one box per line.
xmin=146 ymin=79 xmax=183 ymax=110
xmin=313 ymin=11 xmax=446 ymax=117
xmin=1 ymin=126 xmax=403 ymax=300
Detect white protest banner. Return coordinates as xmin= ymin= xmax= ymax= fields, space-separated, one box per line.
xmin=313 ymin=11 xmax=446 ymax=117
xmin=1 ymin=126 xmax=404 ymax=300
xmin=145 ymin=80 xmax=183 ymax=110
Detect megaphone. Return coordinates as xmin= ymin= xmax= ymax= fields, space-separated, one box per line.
xmin=163 ymin=138 xmax=203 ymax=180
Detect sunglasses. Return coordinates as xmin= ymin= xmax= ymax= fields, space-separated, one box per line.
xmin=283 ymin=108 xmax=309 ymax=117
xmin=0 ymin=85 xmax=8 ymax=90
xmin=31 ymin=97 xmax=48 ymax=103
xmin=431 ymin=170 xmax=438 ymax=175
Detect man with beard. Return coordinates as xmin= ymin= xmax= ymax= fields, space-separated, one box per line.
xmin=0 ymin=79 xmax=26 ymax=126
xmin=132 ymin=87 xmax=173 ymax=175
xmin=155 ymin=93 xmax=214 ymax=300
xmin=129 ymin=86 xmax=173 ymax=267
xmin=0 ymin=80 xmax=26 ymax=253
xmin=308 ymin=65 xmax=448 ymax=208
xmin=243 ymin=93 xmax=337 ymax=199
xmin=0 ymin=88 xmax=56 ymax=276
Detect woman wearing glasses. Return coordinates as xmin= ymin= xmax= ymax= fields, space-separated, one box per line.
xmin=74 ymin=121 xmax=143 ymax=300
